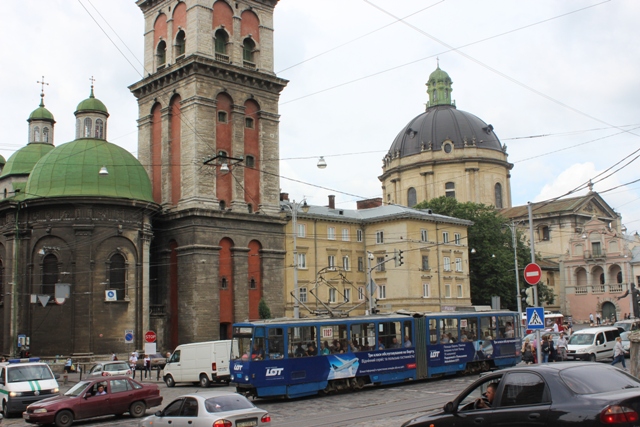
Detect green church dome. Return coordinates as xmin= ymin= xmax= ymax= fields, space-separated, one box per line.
xmin=25 ymin=139 xmax=153 ymax=202
xmin=28 ymin=101 xmax=55 ymax=123
xmin=428 ymin=66 xmax=451 ymax=82
xmin=0 ymin=154 xmax=6 ymax=166
xmin=75 ymin=88 xmax=108 ymax=115
xmin=0 ymin=143 xmax=55 ymax=177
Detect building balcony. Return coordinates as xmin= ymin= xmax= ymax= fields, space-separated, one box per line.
xmin=584 ymin=250 xmax=606 ymax=260
xmin=215 ymin=53 xmax=230 ymax=63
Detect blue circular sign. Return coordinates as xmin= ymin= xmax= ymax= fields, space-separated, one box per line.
xmin=125 ymin=333 xmax=133 ymax=342
xmin=106 ymin=290 xmax=116 ymax=298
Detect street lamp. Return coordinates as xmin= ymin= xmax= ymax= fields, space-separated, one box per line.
xmin=282 ymin=199 xmax=309 ymax=318
xmin=505 ymin=222 xmax=523 ymax=332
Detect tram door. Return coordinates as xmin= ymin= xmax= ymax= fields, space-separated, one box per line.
xmin=415 ymin=317 xmax=428 ymax=379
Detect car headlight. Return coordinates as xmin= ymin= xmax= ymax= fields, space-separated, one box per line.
xmin=244 ymin=375 xmax=249 ymax=381
xmin=576 ymin=348 xmax=587 ymax=353
xmin=9 ymin=392 xmax=22 ymax=397
xmin=33 ymin=408 xmax=48 ymax=414
xmin=52 ymin=388 xmax=59 ymax=393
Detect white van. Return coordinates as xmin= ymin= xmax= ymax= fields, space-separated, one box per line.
xmin=566 ymin=326 xmax=620 ymax=362
xmin=163 ymin=340 xmax=231 ymax=387
xmin=0 ymin=359 xmax=59 ymax=416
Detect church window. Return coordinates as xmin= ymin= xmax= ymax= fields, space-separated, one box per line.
xmin=34 ymin=126 xmax=40 ymax=142
xmin=43 ymin=127 xmax=49 ymax=143
xmin=84 ymin=118 xmax=92 ymax=138
xmin=407 ymin=187 xmax=417 ymax=207
xmin=445 ymin=182 xmax=455 ymax=199
xmin=443 ymin=142 xmax=452 ymax=153
xmin=221 ymin=277 xmax=228 ymax=289
xmin=42 ymin=254 xmax=58 ymax=296
xmin=541 ymin=226 xmax=550 ymax=241
xmin=432 ymin=89 xmax=437 ymax=101
xmin=495 ymin=183 xmax=503 ymax=208
xmin=250 ymin=278 xmax=257 ymax=289
xmin=175 ymin=30 xmax=186 ymax=57
xmin=218 ymin=111 xmax=228 ymax=123
xmin=243 ymin=38 xmax=255 ymax=64
xmin=156 ymin=40 xmax=167 ymax=66
xmin=95 ymin=119 xmax=104 ymax=139
xmin=214 ymin=30 xmax=228 ymax=55
xmin=245 ymin=155 xmax=255 ymax=168
xmin=245 ymin=117 xmax=254 ymax=129
xmin=109 ymin=253 xmax=126 ymax=300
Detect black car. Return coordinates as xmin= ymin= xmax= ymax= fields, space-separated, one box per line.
xmin=402 ymin=362 xmax=640 ymax=427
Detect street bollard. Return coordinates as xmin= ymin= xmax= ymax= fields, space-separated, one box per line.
xmin=63 ymin=375 xmax=68 ymax=385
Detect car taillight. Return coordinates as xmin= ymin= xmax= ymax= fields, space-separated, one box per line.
xmin=213 ymin=420 xmax=232 ymax=427
xmin=212 ymin=362 xmax=217 ymax=371
xmin=261 ymin=414 xmax=271 ymax=423
xmin=601 ymin=405 xmax=639 ymax=423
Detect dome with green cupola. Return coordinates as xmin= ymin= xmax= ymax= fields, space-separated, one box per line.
xmin=0 ymin=143 xmax=55 ymax=178
xmin=75 ymin=86 xmax=109 ymax=116
xmin=28 ymin=99 xmax=55 ymax=123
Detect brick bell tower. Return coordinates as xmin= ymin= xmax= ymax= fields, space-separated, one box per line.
xmin=130 ymin=0 xmax=288 ymax=348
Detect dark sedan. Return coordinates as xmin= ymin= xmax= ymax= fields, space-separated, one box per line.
xmin=402 ymin=362 xmax=640 ymax=427
xmin=23 ymin=376 xmax=162 ymax=427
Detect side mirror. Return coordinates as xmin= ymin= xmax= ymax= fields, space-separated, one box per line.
xmin=155 ymin=411 xmax=163 ymax=417
xmin=444 ymin=402 xmax=455 ymax=413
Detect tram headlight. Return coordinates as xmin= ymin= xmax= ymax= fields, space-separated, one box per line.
xmin=244 ymin=375 xmax=249 ymax=381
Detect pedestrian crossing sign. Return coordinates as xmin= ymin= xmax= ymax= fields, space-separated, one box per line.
xmin=526 ymin=307 xmax=545 ymax=330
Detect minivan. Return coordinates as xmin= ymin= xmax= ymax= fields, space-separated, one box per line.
xmin=566 ymin=326 xmax=620 ymax=362
xmin=163 ymin=340 xmax=231 ymax=388
xmin=614 ymin=318 xmax=640 ymax=332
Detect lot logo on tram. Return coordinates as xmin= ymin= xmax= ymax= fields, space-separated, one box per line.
xmin=430 ymin=350 xmax=440 ymax=359
xmin=233 ymin=364 xmax=243 ymax=371
xmin=266 ymin=367 xmax=284 ymax=377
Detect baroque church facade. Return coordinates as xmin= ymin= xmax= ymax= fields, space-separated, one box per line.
xmin=0 ymin=0 xmax=288 ymax=357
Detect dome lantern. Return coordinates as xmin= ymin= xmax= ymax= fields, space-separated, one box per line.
xmin=426 ymin=63 xmax=454 ymax=108
xmin=74 ymin=77 xmax=109 ymax=140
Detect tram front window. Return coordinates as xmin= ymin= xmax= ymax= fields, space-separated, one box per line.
xmin=231 ymin=337 xmax=253 ymax=361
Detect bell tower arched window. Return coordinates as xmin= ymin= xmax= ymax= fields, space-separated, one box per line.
xmin=175 ymin=30 xmax=186 ymax=57
xmin=43 ymin=127 xmax=49 ymax=143
xmin=407 ymin=187 xmax=417 ymax=207
xmin=243 ymin=38 xmax=255 ymax=66
xmin=84 ymin=118 xmax=92 ymax=137
xmin=157 ymin=40 xmax=167 ymax=67
xmin=109 ymin=253 xmax=126 ymax=300
xmin=495 ymin=182 xmax=503 ymax=208
xmin=95 ymin=119 xmax=104 ymax=139
xmin=34 ymin=126 xmax=40 ymax=142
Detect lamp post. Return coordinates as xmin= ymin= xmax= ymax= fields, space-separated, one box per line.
xmin=282 ymin=199 xmax=309 ymax=318
xmin=506 ymin=222 xmax=523 ymax=333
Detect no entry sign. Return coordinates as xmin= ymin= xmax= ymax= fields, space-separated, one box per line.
xmin=524 ymin=263 xmax=542 ymax=286
xmin=145 ymin=330 xmax=157 ymax=343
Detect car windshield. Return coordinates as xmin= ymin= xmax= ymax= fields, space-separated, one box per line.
xmin=65 ymin=381 xmax=92 ymax=397
xmin=568 ymin=334 xmax=594 ymax=345
xmin=105 ymin=362 xmax=129 ymax=371
xmin=205 ymin=395 xmax=255 ymax=413
xmin=560 ymin=365 xmax=640 ymax=394
xmin=7 ymin=365 xmax=54 ymax=382
xmin=615 ymin=322 xmax=631 ymax=331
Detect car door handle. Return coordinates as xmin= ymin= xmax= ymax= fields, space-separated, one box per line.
xmin=474 ymin=417 xmax=485 ymax=424
xmin=188 ymin=422 xmax=193 ymax=425
xmin=528 ymin=413 xmax=541 ymax=420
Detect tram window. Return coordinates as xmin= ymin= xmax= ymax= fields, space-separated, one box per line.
xmin=268 ymin=328 xmax=284 ymax=359
xmin=480 ymin=316 xmax=496 ymax=340
xmin=403 ymin=321 xmax=412 ymax=347
xmin=319 ymin=324 xmax=349 ymax=354
xmin=497 ymin=316 xmax=516 ymax=338
xmin=459 ymin=317 xmax=478 ymax=342
xmin=440 ymin=318 xmax=459 ymax=343
xmin=350 ymin=323 xmax=375 ymax=351
xmin=231 ymin=337 xmax=252 ymax=360
xmin=429 ymin=319 xmax=438 ymax=344
xmin=378 ymin=321 xmax=402 ymax=349
xmin=288 ymin=326 xmax=316 ymax=358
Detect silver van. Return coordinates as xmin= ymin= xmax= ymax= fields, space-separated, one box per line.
xmin=614 ymin=319 xmax=640 ymax=332
xmin=566 ymin=326 xmax=620 ymax=362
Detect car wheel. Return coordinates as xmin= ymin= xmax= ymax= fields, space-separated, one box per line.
xmin=165 ymin=375 xmax=175 ymax=387
xmin=2 ymin=400 xmax=10 ymax=418
xmin=129 ymin=401 xmax=146 ymax=418
xmin=55 ymin=410 xmax=74 ymax=427
xmin=589 ymin=353 xmax=596 ymax=362
xmin=200 ymin=374 xmax=211 ymax=388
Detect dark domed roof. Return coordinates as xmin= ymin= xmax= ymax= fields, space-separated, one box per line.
xmin=25 ymin=138 xmax=152 ymax=202
xmin=388 ymin=105 xmax=502 ymax=157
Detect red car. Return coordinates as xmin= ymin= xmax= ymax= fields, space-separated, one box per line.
xmin=23 ymin=376 xmax=162 ymax=427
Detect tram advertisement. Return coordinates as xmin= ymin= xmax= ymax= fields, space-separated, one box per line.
xmin=428 ymin=338 xmax=519 ymax=366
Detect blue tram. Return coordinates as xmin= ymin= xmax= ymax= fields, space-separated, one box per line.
xmin=230 ymin=310 xmax=521 ymax=398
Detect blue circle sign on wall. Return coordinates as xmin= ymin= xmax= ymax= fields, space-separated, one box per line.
xmin=125 ymin=332 xmax=134 ymax=343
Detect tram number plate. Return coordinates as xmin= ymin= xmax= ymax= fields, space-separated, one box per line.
xmin=236 ymin=418 xmax=258 ymax=427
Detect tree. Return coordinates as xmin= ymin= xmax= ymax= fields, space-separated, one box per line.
xmin=258 ymin=298 xmax=271 ymax=319
xmin=415 ymin=197 xmax=554 ymax=311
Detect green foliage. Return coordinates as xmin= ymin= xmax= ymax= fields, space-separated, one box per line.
xmin=415 ymin=197 xmax=555 ymax=310
xmin=258 ymin=298 xmax=271 ymax=319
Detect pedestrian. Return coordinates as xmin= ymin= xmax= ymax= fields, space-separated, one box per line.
xmin=64 ymin=357 xmax=73 ymax=373
xmin=540 ymin=335 xmax=550 ymax=363
xmin=611 ymin=337 xmax=626 ymax=369
xmin=589 ymin=313 xmax=594 ymax=326
xmin=556 ymin=332 xmax=568 ymax=361
xmin=111 ymin=352 xmax=118 ymax=361
xmin=143 ymin=354 xmax=151 ymax=379
xmin=521 ymin=338 xmax=534 ymax=364
xmin=129 ymin=352 xmax=138 ymax=379
xmin=548 ymin=335 xmax=556 ymax=362
xmin=596 ymin=312 xmax=601 ymax=325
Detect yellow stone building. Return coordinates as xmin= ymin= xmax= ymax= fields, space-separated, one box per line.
xmin=281 ymin=195 xmax=473 ymax=317
xmin=379 ymin=66 xmax=513 ymax=209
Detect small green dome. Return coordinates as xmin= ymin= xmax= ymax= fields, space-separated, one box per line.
xmin=0 ymin=143 xmax=55 ymax=178
xmin=0 ymin=154 xmax=6 ymax=166
xmin=28 ymin=101 xmax=55 ymax=123
xmin=75 ymin=88 xmax=108 ymax=115
xmin=429 ymin=66 xmax=451 ymax=82
xmin=25 ymin=139 xmax=153 ymax=202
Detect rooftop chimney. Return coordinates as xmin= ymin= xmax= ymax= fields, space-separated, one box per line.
xmin=280 ymin=192 xmax=289 ymax=201
xmin=357 ymin=198 xmax=383 ymax=210
xmin=328 ymin=195 xmax=335 ymax=209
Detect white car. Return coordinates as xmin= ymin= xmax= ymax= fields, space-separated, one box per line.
xmin=138 ymin=390 xmax=270 ymax=427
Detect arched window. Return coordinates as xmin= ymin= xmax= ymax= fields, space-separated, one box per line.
xmin=219 ymin=200 xmax=226 ymax=210
xmin=245 ymin=155 xmax=255 ymax=168
xmin=214 ymin=29 xmax=228 ymax=56
xmin=245 ymin=117 xmax=254 ymax=129
xmin=175 ymin=30 xmax=186 ymax=57
xmin=220 ymin=277 xmax=228 ymax=289
xmin=541 ymin=226 xmax=550 ymax=241
xmin=445 ymin=182 xmax=455 ymax=199
xmin=42 ymin=254 xmax=59 ymax=296
xmin=249 ymin=278 xmax=256 ymax=289
xmin=617 ymin=271 xmax=623 ymax=283
xmin=34 ymin=126 xmax=40 ymax=142
xmin=495 ymin=182 xmax=503 ymax=208
xmin=43 ymin=127 xmax=49 ymax=143
xmin=95 ymin=119 xmax=104 ymax=139
xmin=243 ymin=38 xmax=255 ymax=64
xmin=217 ymin=111 xmax=228 ymax=123
xmin=84 ymin=118 xmax=92 ymax=138
xmin=407 ymin=187 xmax=417 ymax=207
xmin=157 ymin=40 xmax=167 ymax=66
xmin=109 ymin=253 xmax=126 ymax=300
xmin=600 ymin=273 xmax=605 ymax=285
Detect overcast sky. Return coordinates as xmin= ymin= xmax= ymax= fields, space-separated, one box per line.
xmin=3 ymin=1 xmax=640 ymax=233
